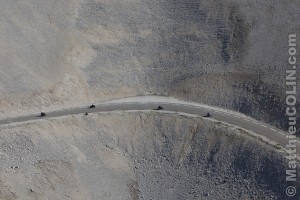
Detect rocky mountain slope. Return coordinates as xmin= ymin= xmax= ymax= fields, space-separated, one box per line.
xmin=0 ymin=0 xmax=299 ymax=133
xmin=0 ymin=112 xmax=298 ymax=200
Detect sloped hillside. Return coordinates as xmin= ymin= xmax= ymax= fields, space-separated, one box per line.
xmin=0 ymin=0 xmax=299 ymax=132
xmin=0 ymin=112 xmax=297 ymax=200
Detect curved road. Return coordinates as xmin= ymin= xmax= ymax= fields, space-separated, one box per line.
xmin=0 ymin=96 xmax=299 ymax=153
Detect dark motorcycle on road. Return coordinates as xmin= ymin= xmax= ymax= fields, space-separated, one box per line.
xmin=204 ymin=112 xmax=211 ymax=117
xmin=153 ymin=105 xmax=164 ymax=110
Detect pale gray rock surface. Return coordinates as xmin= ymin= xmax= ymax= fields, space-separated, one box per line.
xmin=0 ymin=0 xmax=299 ymax=133
xmin=0 ymin=112 xmax=298 ymax=199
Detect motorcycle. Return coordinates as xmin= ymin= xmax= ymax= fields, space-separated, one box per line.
xmin=153 ymin=105 xmax=163 ymax=110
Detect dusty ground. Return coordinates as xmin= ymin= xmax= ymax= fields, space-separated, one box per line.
xmin=0 ymin=0 xmax=299 ymax=132
xmin=0 ymin=112 xmax=298 ymax=200
xmin=0 ymin=1 xmax=299 ymax=199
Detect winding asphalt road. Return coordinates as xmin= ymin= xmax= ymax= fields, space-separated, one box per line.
xmin=0 ymin=96 xmax=299 ymax=153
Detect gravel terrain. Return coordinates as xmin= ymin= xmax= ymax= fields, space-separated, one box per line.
xmin=1 ymin=1 xmax=299 ymax=199
xmin=0 ymin=112 xmax=298 ymax=200
xmin=0 ymin=0 xmax=299 ymax=132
